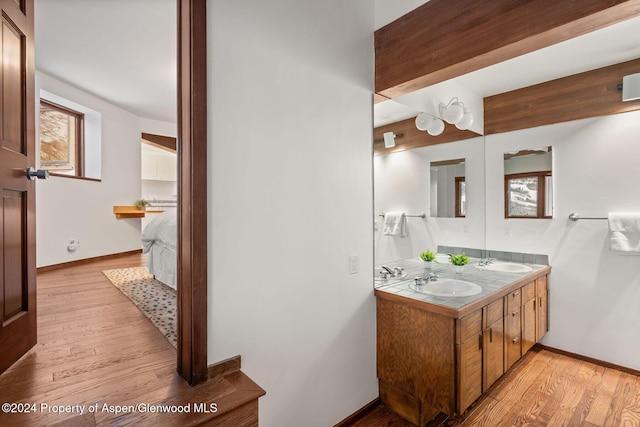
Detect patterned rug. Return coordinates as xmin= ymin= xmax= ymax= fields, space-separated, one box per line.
xmin=102 ymin=267 xmax=177 ymax=348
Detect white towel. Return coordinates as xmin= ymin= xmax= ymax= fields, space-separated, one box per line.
xmin=608 ymin=212 xmax=640 ymax=254
xmin=383 ymin=212 xmax=407 ymax=237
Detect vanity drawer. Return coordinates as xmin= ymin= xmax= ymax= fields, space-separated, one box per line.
xmin=507 ymin=289 xmax=521 ymax=313
xmin=536 ymin=276 xmax=548 ymax=293
xmin=459 ymin=309 xmax=483 ymax=344
xmin=506 ymin=333 xmax=522 ymax=369
xmin=522 ymin=281 xmax=535 ymax=302
xmin=486 ymin=298 xmax=504 ymax=326
xmin=506 ymin=305 xmax=521 ymax=334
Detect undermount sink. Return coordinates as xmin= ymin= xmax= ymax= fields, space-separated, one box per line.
xmin=476 ymin=262 xmax=532 ymax=273
xmin=410 ymin=279 xmax=483 ymax=297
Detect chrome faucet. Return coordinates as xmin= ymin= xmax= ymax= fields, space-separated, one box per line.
xmin=415 ymin=273 xmax=439 ymax=286
xmin=381 ymin=265 xmax=395 ymax=276
xmin=478 ymin=258 xmax=496 ymax=266
xmin=380 ymin=265 xmax=404 ymax=278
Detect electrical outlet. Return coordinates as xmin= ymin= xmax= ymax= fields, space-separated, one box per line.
xmin=349 ymin=255 xmax=359 ymax=274
xmin=67 ymin=238 xmax=80 ymax=252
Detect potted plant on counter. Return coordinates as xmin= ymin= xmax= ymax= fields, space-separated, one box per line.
xmin=449 ymin=252 xmax=469 ymax=274
xmin=420 ymin=250 xmax=437 ymax=269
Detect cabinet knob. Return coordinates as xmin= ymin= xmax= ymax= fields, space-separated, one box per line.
xmin=512 ymin=291 xmax=520 ymax=297
xmin=512 ymin=336 xmax=520 ymax=344
xmin=512 ymin=311 xmax=519 ymax=316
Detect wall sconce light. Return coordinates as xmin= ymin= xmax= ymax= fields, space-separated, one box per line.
xmin=415 ymin=97 xmax=474 ymax=136
xmin=622 ymin=73 xmax=640 ymax=101
xmin=439 ymin=97 xmax=474 ymax=130
xmin=374 ymin=132 xmax=404 ymax=148
xmin=415 ymin=112 xmax=445 ymax=136
xmin=383 ymin=131 xmax=396 ymax=148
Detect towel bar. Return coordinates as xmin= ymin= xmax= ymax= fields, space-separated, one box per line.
xmin=568 ymin=213 xmax=607 ymax=221
xmin=379 ymin=212 xmax=426 ymax=218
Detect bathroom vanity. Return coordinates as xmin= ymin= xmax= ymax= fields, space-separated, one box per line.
xmin=375 ymin=259 xmax=550 ymax=426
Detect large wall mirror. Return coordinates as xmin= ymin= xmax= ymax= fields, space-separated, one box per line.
xmin=430 ymin=158 xmax=466 ymax=218
xmin=503 ymin=147 xmax=553 ymax=218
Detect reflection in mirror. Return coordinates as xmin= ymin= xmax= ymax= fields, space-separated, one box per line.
xmin=503 ymin=147 xmax=552 ymax=218
xmin=430 ymin=158 xmax=466 ymax=218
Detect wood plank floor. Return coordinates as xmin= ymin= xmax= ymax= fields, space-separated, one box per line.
xmin=351 ymin=347 xmax=640 ymax=427
xmin=0 ymin=254 xmax=263 ymax=427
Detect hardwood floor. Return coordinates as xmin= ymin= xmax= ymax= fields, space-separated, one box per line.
xmin=0 ymin=254 xmax=263 ymax=427
xmin=351 ymin=346 xmax=640 ymax=427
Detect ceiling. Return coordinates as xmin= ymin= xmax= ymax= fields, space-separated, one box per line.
xmin=33 ymin=2 xmax=640 ymax=128
xmin=34 ymin=0 xmax=176 ymax=123
xmin=374 ymin=6 xmax=640 ymax=129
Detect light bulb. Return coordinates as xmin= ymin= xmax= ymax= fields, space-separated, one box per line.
xmin=415 ymin=112 xmax=434 ymax=131
xmin=427 ymin=118 xmax=445 ymax=136
xmin=455 ymin=111 xmax=474 ymax=130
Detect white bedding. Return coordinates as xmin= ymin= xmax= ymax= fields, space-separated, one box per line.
xmin=141 ymin=211 xmax=177 ymax=289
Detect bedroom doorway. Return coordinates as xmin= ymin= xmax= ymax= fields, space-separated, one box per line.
xmin=21 ymin=0 xmax=208 ymax=385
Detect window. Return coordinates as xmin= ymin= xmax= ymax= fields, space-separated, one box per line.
xmin=455 ymin=176 xmax=466 ymax=217
xmin=39 ymin=100 xmax=84 ymax=177
xmin=505 ymin=171 xmax=552 ymax=218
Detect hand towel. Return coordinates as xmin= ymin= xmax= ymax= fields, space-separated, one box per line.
xmin=608 ymin=212 xmax=640 ymax=254
xmin=383 ymin=212 xmax=407 ymax=237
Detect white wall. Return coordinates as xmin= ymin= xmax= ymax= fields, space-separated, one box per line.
xmin=36 ymin=72 xmax=142 ymax=267
xmin=485 ymin=111 xmax=640 ymax=370
xmin=374 ymin=137 xmax=485 ymax=265
xmin=208 ymin=2 xmax=375 ymax=426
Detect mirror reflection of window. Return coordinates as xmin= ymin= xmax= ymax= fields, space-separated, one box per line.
xmin=430 ymin=158 xmax=466 ymax=218
xmin=455 ymin=177 xmax=466 ymax=217
xmin=503 ymin=147 xmax=553 ymax=218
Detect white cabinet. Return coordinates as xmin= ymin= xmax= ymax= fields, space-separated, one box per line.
xmin=142 ymin=144 xmax=176 ymax=182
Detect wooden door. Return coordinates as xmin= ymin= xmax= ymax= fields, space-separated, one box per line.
xmin=0 ymin=0 xmax=36 ymax=375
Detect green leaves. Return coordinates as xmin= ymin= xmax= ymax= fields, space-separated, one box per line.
xmin=449 ymin=252 xmax=469 ymax=266
xmin=420 ymin=250 xmax=436 ymax=262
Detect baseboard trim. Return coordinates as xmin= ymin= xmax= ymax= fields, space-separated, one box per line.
xmin=207 ymin=355 xmax=242 ymax=381
xmin=537 ymin=344 xmax=640 ymax=376
xmin=334 ymin=398 xmax=381 ymax=427
xmin=37 ymin=249 xmax=143 ymax=273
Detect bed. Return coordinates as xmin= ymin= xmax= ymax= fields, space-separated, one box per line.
xmin=141 ymin=210 xmax=177 ymax=289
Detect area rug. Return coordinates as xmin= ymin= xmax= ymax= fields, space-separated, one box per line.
xmin=102 ymin=267 xmax=177 ymax=348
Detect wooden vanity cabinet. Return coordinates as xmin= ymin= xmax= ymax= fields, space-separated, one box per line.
xmin=376 ymin=269 xmax=550 ymax=425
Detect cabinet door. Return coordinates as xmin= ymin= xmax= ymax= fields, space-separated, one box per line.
xmin=522 ymin=298 xmax=536 ymax=354
xmin=457 ymin=309 xmax=482 ymax=414
xmin=521 ymin=281 xmax=536 ymax=354
xmin=484 ymin=316 xmax=504 ymax=391
xmin=458 ymin=334 xmax=482 ymax=414
xmin=537 ymin=290 xmax=548 ymax=341
xmin=156 ymin=153 xmax=177 ymax=181
xmin=141 ymin=154 xmax=157 ymax=180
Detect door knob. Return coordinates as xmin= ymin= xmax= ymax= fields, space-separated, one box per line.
xmin=27 ymin=167 xmax=50 ymax=180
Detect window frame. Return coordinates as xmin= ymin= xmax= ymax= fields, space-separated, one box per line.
xmin=504 ymin=170 xmax=552 ymax=219
xmin=39 ymin=99 xmax=85 ymax=178
xmin=455 ymin=176 xmax=466 ymax=218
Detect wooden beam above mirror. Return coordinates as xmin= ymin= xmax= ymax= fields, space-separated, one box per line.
xmin=375 ymin=0 xmax=640 ymax=99
xmin=373 ymin=117 xmax=478 ymax=156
